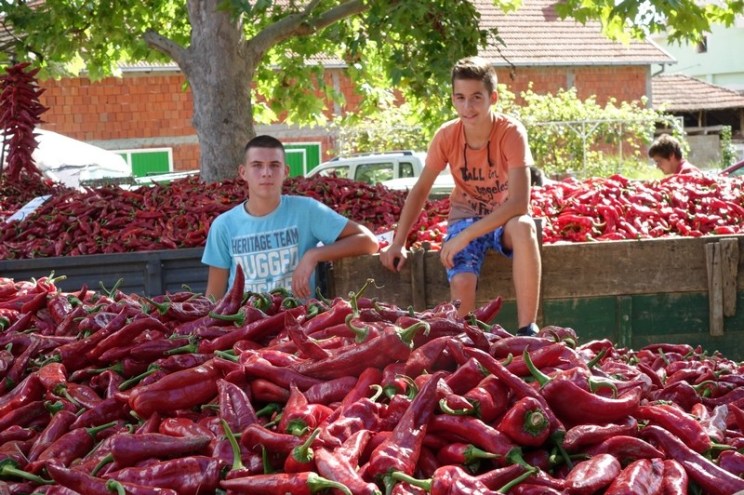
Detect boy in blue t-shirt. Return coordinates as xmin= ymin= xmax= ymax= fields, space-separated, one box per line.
xmin=202 ymin=135 xmax=378 ymax=300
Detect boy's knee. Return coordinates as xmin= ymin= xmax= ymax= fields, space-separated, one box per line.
xmin=505 ymin=216 xmax=538 ymax=244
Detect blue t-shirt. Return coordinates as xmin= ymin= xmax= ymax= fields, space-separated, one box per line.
xmin=202 ymin=195 xmax=348 ymax=294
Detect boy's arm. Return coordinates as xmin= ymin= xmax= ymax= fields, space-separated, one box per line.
xmin=379 ymin=165 xmax=440 ymax=272
xmin=205 ymin=266 xmax=229 ymax=301
xmin=291 ymin=220 xmax=378 ymax=299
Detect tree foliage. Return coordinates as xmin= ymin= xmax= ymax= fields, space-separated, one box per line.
xmin=0 ymin=0 xmax=741 ymax=181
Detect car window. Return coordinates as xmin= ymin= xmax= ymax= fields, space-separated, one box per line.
xmin=355 ymin=162 xmax=394 ymax=184
xmin=317 ymin=166 xmax=349 ymax=179
xmin=399 ymin=162 xmax=414 ymax=178
xmin=731 ymin=166 xmax=744 ymax=177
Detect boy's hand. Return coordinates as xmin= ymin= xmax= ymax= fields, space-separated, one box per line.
xmin=292 ymin=256 xmax=317 ymax=299
xmin=380 ymin=244 xmax=408 ymax=272
xmin=440 ymin=236 xmax=468 ymax=269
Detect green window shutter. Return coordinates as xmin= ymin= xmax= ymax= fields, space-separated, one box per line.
xmin=130 ymin=151 xmax=171 ymax=177
xmin=284 ymin=143 xmax=321 ymax=177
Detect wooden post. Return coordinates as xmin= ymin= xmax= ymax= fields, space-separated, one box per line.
xmin=705 ymin=242 xmax=724 ymax=336
xmin=410 ymin=246 xmax=427 ymax=312
xmin=720 ymin=238 xmax=739 ymax=317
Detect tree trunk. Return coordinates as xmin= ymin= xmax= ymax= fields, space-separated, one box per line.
xmin=182 ymin=0 xmax=256 ymax=183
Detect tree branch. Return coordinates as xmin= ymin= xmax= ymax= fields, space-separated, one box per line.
xmin=249 ymin=0 xmax=367 ymax=56
xmin=143 ymin=30 xmax=188 ymax=67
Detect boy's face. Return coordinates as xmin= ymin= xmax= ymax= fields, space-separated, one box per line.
xmin=651 ymin=154 xmax=679 ymax=175
xmin=239 ymin=146 xmax=288 ymax=199
xmin=452 ymin=78 xmax=498 ymax=128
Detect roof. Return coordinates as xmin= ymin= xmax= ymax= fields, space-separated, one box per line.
xmin=475 ymin=0 xmax=674 ymax=67
xmin=651 ymin=74 xmax=744 ymax=111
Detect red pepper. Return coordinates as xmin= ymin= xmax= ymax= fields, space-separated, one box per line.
xmin=27 ymin=409 xmax=77 ymax=462
xmin=586 ymin=435 xmax=664 ymax=462
xmin=564 ymin=453 xmax=621 ymax=495
xmin=392 ymin=464 xmax=534 ymax=495
xmin=718 ymin=449 xmax=744 ymax=476
xmin=339 ymin=367 xmax=384 ymax=408
xmin=221 ymin=471 xmax=353 ymax=495
xmin=282 ymin=429 xmax=321 ymax=474
xmin=103 ymin=456 xmax=223 ymax=495
xmin=217 ymin=378 xmax=258 ymax=433
xmin=241 ymin=353 xmax=322 ymax=390
xmin=240 ymin=423 xmax=303 ymax=456
xmin=366 ymin=372 xmax=445 ymax=480
xmin=304 ymin=375 xmax=358 ymax=405
xmin=426 ymin=414 xmax=515 ymax=461
xmin=497 ymin=396 xmax=550 ymax=447
xmin=443 ymin=357 xmax=489 ymax=394
xmin=435 ymin=442 xmax=499 ymax=467
xmin=128 ymin=360 xmax=219 ymax=417
xmin=285 ymin=312 xmax=331 ymax=360
xmin=109 ymin=432 xmax=211 ymax=466
xmin=158 ymin=417 xmax=216 ymax=440
xmin=641 ymin=424 xmax=744 ymax=495
xmin=292 ymin=321 xmax=429 ymax=379
xmin=0 ymin=372 xmax=44 ymax=419
xmin=315 ymin=447 xmax=381 ymax=495
xmin=562 ymin=416 xmax=638 ymax=452
xmin=604 ymin=457 xmax=664 ymax=495
xmin=28 ymin=421 xmax=118 ymax=472
xmin=46 ymin=463 xmax=178 ymax=495
xmin=86 ymin=315 xmax=168 ymax=362
xmin=635 ymin=403 xmax=711 ymax=453
xmin=404 ymin=336 xmax=453 ymax=377
xmin=249 ymin=378 xmax=290 ymax=403
xmin=661 ymin=459 xmax=688 ymax=495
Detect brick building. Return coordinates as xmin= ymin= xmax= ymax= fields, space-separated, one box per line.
xmin=35 ymin=0 xmax=673 ymax=176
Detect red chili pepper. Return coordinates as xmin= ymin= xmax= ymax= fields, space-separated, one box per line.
xmin=46 ymin=463 xmax=178 ymax=495
xmin=641 ymin=424 xmax=744 ymax=495
xmin=27 ymin=410 xmax=77 ymax=462
xmin=366 ymin=372 xmax=445 ymax=481
xmin=28 ymin=421 xmax=118 ymax=472
xmin=103 ymin=456 xmax=223 ymax=495
xmin=585 ymin=435 xmax=664 ymax=462
xmin=86 ymin=315 xmax=168 ymax=362
xmin=392 ymin=464 xmax=534 ymax=495
xmin=443 ymin=357 xmax=488 ymax=394
xmin=282 ymin=429 xmax=321 ymax=474
xmin=158 ymin=417 xmax=216 ymax=440
xmin=315 ymin=447 xmax=381 ymax=495
xmin=241 ymin=353 xmax=322 ymax=390
xmin=292 ymin=321 xmax=429 ymax=380
xmin=285 ymin=312 xmax=331 ymax=360
xmin=0 ymin=400 xmax=48 ymax=432
xmin=198 ymin=305 xmax=304 ymax=353
xmin=304 ymin=375 xmax=358 ymax=405
xmin=426 ymin=414 xmax=515 ymax=461
xmin=497 ymin=396 xmax=551 ymax=447
xmin=435 ymin=442 xmax=499 ymax=467
xmin=661 ymin=459 xmax=688 ymax=495
xmin=221 ymin=471 xmax=353 ymax=495
xmin=404 ymin=336 xmax=453 ymax=377
xmin=0 ymin=372 xmax=44 ymax=418
xmin=240 ymin=423 xmax=303 ymax=457
xmin=718 ymin=449 xmax=744 ymax=476
xmin=217 ymin=379 xmax=258 ymax=433
xmin=635 ymin=403 xmax=711 ymax=453
xmin=108 ymin=432 xmax=211 ymax=466
xmin=561 ymin=416 xmax=638 ymax=452
xmin=249 ymin=378 xmax=290 ymax=403
xmin=564 ymin=453 xmax=622 ymax=495
xmin=604 ymin=457 xmax=664 ymax=495
xmin=128 ymin=360 xmax=219 ymax=418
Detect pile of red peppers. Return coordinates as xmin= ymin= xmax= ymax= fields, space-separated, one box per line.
xmin=2 ymin=271 xmax=744 ymax=494
xmin=3 ymin=170 xmax=742 ymax=261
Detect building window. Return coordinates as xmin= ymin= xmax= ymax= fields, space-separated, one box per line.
xmin=696 ymin=36 xmax=707 ymax=53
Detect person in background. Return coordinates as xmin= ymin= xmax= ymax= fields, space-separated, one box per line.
xmin=202 ymin=135 xmax=378 ymax=300
xmin=380 ymin=56 xmax=542 ymax=336
xmin=648 ymin=134 xmax=701 ymax=175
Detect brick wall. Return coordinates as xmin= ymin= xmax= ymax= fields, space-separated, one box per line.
xmin=37 ymin=65 xmax=649 ymax=171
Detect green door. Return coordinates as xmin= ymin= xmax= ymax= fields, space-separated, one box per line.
xmin=116 ymin=149 xmax=172 ymax=177
xmin=285 ymin=143 xmax=321 ymax=177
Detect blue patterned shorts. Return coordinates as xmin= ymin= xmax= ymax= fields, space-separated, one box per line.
xmin=444 ymin=218 xmax=512 ymax=281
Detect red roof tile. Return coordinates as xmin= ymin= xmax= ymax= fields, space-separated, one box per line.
xmin=475 ymin=0 xmax=674 ymax=66
xmin=651 ymin=74 xmax=744 ymax=111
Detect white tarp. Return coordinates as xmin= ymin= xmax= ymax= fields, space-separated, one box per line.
xmin=1 ymin=128 xmax=131 ymax=187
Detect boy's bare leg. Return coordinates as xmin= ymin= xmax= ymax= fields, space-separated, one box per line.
xmin=450 ymin=272 xmax=478 ymax=318
xmin=504 ymin=216 xmax=541 ymax=327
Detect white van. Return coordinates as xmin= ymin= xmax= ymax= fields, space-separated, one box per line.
xmin=306 ymin=151 xmax=427 ymax=185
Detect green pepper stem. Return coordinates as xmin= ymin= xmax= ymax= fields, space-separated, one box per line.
xmin=208 ymin=309 xmax=246 ymax=326
xmin=307 ymin=472 xmax=353 ymax=495
xmin=220 ymin=419 xmax=245 ymax=471
xmin=369 ymin=384 xmax=384 ymax=402
xmin=438 ymin=398 xmax=477 ymax=416
xmin=390 ymin=471 xmax=431 ymax=491
xmin=87 ymin=421 xmax=118 ymax=439
xmin=91 ymin=453 xmax=114 ymax=477
xmin=345 ymin=313 xmax=371 ymax=343
xmin=551 ymin=430 xmax=573 ymax=469
xmin=165 ymin=341 xmax=199 ymax=355
xmin=496 ymin=466 xmax=538 ymax=493
xmin=255 ymin=403 xmax=281 ymax=418
xmin=0 ymin=460 xmax=54 ymax=484
xmin=106 ymin=479 xmax=127 ymax=495
xmin=214 ymin=350 xmax=239 ymax=362
xmin=143 ymin=297 xmax=170 ymax=315
xmin=463 ymin=444 xmax=500 ymax=463
xmin=118 ymin=366 xmax=160 ymax=391
xmin=523 ymin=350 xmax=551 ymax=387
xmin=586 ymin=347 xmax=607 ymax=369
xmin=398 ymin=321 xmax=430 ymax=346
xmin=290 ymin=428 xmax=320 ymax=464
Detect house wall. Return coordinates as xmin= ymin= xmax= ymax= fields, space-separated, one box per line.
xmin=652 ymin=19 xmax=744 ymax=92
xmin=37 ymin=65 xmax=651 ymax=172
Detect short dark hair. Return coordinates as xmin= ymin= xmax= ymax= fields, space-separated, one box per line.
xmin=648 ymin=134 xmax=683 ymax=160
xmin=529 ymin=166 xmax=544 ymax=187
xmin=244 ymin=135 xmax=285 ymax=158
xmin=451 ymin=56 xmax=498 ymax=94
